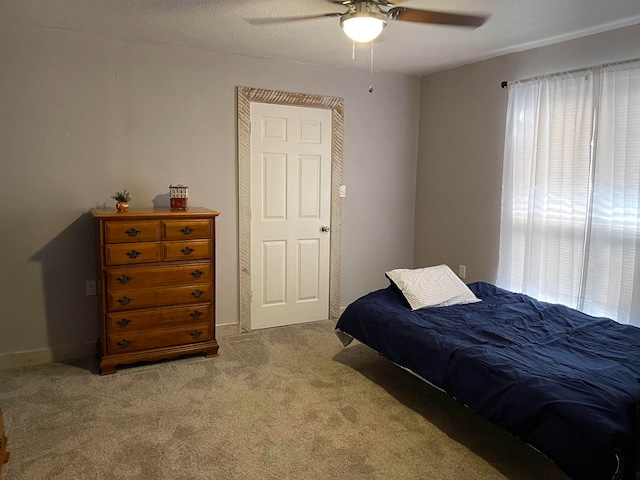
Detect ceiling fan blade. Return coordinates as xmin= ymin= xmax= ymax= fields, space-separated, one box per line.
xmin=388 ymin=7 xmax=487 ymax=27
xmin=246 ymin=12 xmax=342 ymax=26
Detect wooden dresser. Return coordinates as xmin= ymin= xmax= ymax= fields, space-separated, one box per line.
xmin=0 ymin=403 xmax=8 ymax=477
xmin=91 ymin=207 xmax=220 ymax=375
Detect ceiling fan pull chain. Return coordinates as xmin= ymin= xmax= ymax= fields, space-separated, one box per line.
xmin=369 ymin=41 xmax=374 ymax=94
xmin=352 ymin=40 xmax=355 ymax=61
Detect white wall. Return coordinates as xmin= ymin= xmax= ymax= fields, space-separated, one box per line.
xmin=0 ymin=23 xmax=419 ymax=362
xmin=414 ymin=23 xmax=640 ymax=284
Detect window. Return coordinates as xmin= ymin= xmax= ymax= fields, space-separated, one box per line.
xmin=498 ymin=60 xmax=640 ymax=326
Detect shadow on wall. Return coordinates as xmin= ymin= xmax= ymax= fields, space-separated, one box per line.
xmin=30 ymin=212 xmax=99 ymax=359
xmin=153 ymin=193 xmax=170 ymax=208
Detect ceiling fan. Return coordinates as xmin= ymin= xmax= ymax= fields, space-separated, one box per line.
xmin=248 ymin=0 xmax=488 ymax=43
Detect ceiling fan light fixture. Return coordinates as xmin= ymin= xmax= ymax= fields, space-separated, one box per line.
xmin=340 ymin=11 xmax=387 ymax=43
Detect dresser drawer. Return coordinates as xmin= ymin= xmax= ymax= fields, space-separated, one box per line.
xmin=162 ymin=219 xmax=212 ymax=240
xmin=163 ymin=240 xmax=212 ymax=261
xmin=107 ymin=284 xmax=213 ymax=311
xmin=107 ymin=323 xmax=212 ymax=354
xmin=107 ymin=263 xmax=212 ymax=288
xmin=107 ymin=303 xmax=212 ymax=331
xmin=104 ymin=220 xmax=161 ymax=243
xmin=105 ymin=242 xmax=163 ymax=265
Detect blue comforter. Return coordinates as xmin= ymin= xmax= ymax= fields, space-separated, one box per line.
xmin=335 ymin=282 xmax=640 ymax=479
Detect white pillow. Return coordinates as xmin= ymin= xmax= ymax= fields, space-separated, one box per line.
xmin=385 ymin=264 xmax=480 ymax=311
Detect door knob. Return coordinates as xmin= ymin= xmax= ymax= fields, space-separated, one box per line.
xmin=321 ymin=225 xmax=330 ymax=233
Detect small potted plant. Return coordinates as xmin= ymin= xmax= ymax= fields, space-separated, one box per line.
xmin=111 ymin=189 xmax=131 ymax=212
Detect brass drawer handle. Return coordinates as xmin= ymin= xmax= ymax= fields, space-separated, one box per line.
xmin=190 ymin=310 xmax=203 ymax=319
xmin=126 ymin=250 xmax=142 ymax=259
xmin=180 ymin=226 xmax=194 ymax=235
xmin=117 ymin=274 xmax=133 ymax=284
xmin=117 ymin=339 xmax=132 ymax=348
xmin=191 ymin=270 xmax=204 ymax=278
xmin=191 ymin=290 xmax=204 ymax=298
xmin=181 ymin=247 xmax=195 ymax=255
xmin=116 ymin=318 xmax=132 ymax=327
xmin=190 ymin=330 xmax=203 ymax=339
xmin=125 ymin=228 xmax=142 ymax=237
xmin=117 ymin=296 xmax=133 ymax=305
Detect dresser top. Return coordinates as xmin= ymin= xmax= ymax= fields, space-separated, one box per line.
xmin=91 ymin=207 xmax=220 ymax=218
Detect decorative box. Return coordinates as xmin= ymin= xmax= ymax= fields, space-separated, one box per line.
xmin=169 ymin=184 xmax=188 ymax=210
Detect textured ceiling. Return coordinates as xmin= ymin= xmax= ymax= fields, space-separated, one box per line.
xmin=2 ymin=0 xmax=640 ymax=75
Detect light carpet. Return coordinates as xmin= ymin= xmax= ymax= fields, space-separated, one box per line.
xmin=0 ymin=319 xmax=568 ymax=479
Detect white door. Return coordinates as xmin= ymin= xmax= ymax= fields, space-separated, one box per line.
xmin=250 ymin=102 xmax=332 ymax=329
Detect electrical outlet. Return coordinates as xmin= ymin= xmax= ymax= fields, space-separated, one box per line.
xmin=339 ymin=185 xmax=347 ymax=198
xmin=458 ymin=265 xmax=466 ymax=279
xmin=85 ymin=280 xmax=97 ymax=296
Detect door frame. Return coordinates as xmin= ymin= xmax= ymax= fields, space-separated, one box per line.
xmin=237 ymin=87 xmax=344 ymax=332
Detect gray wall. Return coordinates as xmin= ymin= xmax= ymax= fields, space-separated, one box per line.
xmin=415 ymin=23 xmax=640 ymax=284
xmin=0 ymin=23 xmax=419 ymax=360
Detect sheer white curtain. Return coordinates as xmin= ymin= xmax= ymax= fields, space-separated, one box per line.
xmin=498 ymin=60 xmax=640 ymax=326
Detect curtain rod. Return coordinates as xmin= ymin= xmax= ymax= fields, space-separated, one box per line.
xmin=500 ymin=56 xmax=640 ymax=89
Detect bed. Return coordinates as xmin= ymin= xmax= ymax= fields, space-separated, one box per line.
xmin=335 ymin=266 xmax=640 ymax=480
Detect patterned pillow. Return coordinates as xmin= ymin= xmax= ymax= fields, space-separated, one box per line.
xmin=386 ymin=264 xmax=480 ymax=311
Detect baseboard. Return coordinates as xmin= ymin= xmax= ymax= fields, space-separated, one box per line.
xmin=0 ymin=342 xmax=97 ymax=371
